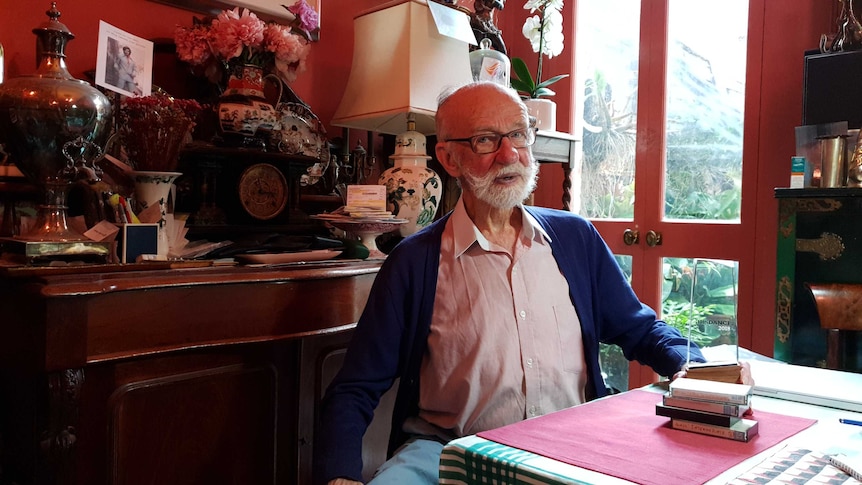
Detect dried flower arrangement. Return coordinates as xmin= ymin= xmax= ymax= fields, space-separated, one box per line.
xmin=118 ymin=93 xmax=204 ymax=172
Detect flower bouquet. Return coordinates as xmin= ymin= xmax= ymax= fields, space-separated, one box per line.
xmin=174 ymin=2 xmax=318 ymax=87
xmin=118 ymin=93 xmax=204 ymax=172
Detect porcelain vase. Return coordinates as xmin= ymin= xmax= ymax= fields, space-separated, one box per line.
xmin=131 ymin=170 xmax=181 ymax=259
xmin=379 ymin=158 xmax=442 ymax=237
xmin=216 ymin=64 xmax=278 ymax=148
xmin=524 ymin=98 xmax=557 ymax=132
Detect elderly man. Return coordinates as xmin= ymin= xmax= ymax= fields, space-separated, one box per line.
xmin=314 ymin=82 xmax=707 ymax=485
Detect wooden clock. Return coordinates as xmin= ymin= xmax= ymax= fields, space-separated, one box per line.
xmin=238 ymin=163 xmax=289 ymax=220
xmin=176 ymin=142 xmax=324 ymax=237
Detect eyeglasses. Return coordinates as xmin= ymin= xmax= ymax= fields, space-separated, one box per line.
xmin=444 ymin=128 xmax=537 ymax=154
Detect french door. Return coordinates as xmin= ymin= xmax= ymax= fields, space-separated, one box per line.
xmin=572 ymin=0 xmax=763 ymax=389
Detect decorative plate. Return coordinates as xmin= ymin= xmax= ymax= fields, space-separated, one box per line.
xmin=272 ymin=102 xmax=326 ymax=159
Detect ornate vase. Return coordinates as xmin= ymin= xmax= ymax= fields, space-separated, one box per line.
xmin=216 ymin=64 xmax=278 ymax=148
xmin=0 ymin=3 xmax=112 ymax=243
xmin=131 ymin=171 xmax=181 ymax=259
xmin=524 ymin=98 xmax=557 ymax=132
xmin=378 ymin=121 xmax=442 ymax=237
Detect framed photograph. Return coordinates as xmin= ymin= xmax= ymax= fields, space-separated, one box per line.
xmin=150 ymin=0 xmax=321 ymax=25
xmin=95 ymin=21 xmax=154 ymax=97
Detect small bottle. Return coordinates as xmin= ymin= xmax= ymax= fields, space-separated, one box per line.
xmin=469 ymin=37 xmax=510 ymax=87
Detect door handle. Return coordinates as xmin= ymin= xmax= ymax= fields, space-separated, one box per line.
xmin=623 ymin=229 xmax=640 ymax=245
xmin=646 ymin=230 xmax=662 ymax=247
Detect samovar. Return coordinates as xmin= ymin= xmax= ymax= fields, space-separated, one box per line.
xmin=0 ymin=3 xmax=113 ymax=262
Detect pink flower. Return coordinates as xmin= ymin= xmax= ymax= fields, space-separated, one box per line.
xmin=174 ymin=25 xmax=211 ymax=65
xmin=264 ymin=24 xmax=311 ymax=82
xmin=287 ymin=0 xmax=320 ymax=34
xmin=209 ymin=8 xmax=265 ymax=60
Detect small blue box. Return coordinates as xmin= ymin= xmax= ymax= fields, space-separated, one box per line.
xmin=116 ymin=223 xmax=159 ymax=263
xmin=790 ymin=156 xmax=812 ymax=188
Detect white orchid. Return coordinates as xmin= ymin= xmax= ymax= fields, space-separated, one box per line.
xmin=512 ymin=0 xmax=569 ymax=99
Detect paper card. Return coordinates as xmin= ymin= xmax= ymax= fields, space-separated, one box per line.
xmin=85 ymin=220 xmax=120 ymax=243
xmin=428 ymin=1 xmax=476 ymax=45
xmin=95 ymin=21 xmax=154 ymax=97
xmin=346 ymin=185 xmax=387 ymax=211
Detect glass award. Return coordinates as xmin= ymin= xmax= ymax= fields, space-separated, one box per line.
xmin=685 ymin=258 xmax=741 ymax=383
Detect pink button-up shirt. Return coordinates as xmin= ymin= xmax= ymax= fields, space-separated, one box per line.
xmin=414 ymin=199 xmax=587 ymax=438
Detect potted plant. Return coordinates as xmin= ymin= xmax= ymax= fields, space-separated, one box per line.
xmin=511 ymin=0 xmax=569 ymax=130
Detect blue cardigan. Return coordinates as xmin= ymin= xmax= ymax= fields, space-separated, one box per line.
xmin=314 ymin=206 xmax=702 ymax=484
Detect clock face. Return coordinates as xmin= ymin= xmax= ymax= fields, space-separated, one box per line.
xmin=238 ymin=163 xmax=289 ymax=220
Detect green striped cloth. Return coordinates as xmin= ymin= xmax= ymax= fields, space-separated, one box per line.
xmin=439 ymin=435 xmax=600 ymax=485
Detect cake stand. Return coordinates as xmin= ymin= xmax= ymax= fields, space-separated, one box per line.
xmin=315 ymin=218 xmax=406 ymax=259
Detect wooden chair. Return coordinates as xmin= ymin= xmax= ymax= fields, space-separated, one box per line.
xmin=805 ymin=283 xmax=862 ymax=370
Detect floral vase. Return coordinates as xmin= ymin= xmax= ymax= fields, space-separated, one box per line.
xmin=379 ymin=158 xmax=442 ymax=237
xmin=131 ymin=171 xmax=181 ymax=259
xmin=524 ymin=98 xmax=557 ymax=132
xmin=379 ymin=123 xmax=442 ymax=237
xmin=216 ymin=64 xmax=278 ymax=148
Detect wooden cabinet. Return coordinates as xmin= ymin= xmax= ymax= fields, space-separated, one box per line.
xmin=774 ymin=188 xmax=862 ymax=372
xmin=0 ymin=261 xmax=379 ymax=484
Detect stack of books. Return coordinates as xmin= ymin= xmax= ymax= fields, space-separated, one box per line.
xmin=659 ymin=377 xmax=758 ymax=442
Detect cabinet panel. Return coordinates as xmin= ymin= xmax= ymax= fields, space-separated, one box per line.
xmin=775 ymin=188 xmax=862 ymax=371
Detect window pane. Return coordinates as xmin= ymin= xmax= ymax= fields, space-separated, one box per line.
xmin=664 ymin=1 xmax=747 ymax=221
xmin=574 ymin=0 xmax=640 ymax=220
xmin=600 ymin=255 xmax=632 ymax=392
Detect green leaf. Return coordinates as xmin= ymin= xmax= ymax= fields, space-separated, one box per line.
xmin=511 ymin=57 xmax=537 ymax=96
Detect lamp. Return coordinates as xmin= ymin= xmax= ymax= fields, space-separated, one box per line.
xmin=331 ymin=0 xmax=473 ymax=136
xmin=332 ymin=0 xmax=473 ymax=237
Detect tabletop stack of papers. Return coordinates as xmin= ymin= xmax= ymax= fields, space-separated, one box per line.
xmin=660 ymin=377 xmax=758 ymax=442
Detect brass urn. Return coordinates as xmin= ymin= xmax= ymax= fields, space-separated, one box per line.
xmin=0 ymin=2 xmax=112 ymax=243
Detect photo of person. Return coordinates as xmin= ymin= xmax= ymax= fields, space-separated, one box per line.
xmin=95 ymin=21 xmax=153 ymax=97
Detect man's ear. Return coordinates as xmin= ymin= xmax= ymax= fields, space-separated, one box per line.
xmin=435 ymin=142 xmax=462 ymax=178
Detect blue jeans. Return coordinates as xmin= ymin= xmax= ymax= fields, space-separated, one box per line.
xmin=367 ymin=437 xmax=444 ymax=485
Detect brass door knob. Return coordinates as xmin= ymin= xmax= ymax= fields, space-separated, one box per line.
xmin=623 ymin=229 xmax=640 ymax=245
xmin=646 ymin=230 xmax=662 ymax=247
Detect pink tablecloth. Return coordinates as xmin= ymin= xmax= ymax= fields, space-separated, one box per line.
xmin=477 ymin=389 xmax=816 ymax=485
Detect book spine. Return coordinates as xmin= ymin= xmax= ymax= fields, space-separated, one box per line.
xmin=656 ymin=404 xmax=740 ymax=427
xmin=669 ymin=387 xmax=749 ymax=405
xmin=663 ymin=395 xmax=748 ymax=417
xmin=671 ymin=418 xmax=756 ymax=442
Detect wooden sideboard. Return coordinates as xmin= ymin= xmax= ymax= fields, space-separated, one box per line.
xmin=0 ymin=260 xmax=380 ymax=485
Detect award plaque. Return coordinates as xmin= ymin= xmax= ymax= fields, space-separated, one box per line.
xmin=685 ymin=259 xmax=742 ymax=383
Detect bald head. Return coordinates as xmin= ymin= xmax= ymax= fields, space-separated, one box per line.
xmin=435 ymin=82 xmax=527 ymax=141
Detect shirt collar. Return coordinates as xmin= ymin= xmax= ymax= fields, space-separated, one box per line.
xmin=450 ymin=197 xmax=552 ymax=257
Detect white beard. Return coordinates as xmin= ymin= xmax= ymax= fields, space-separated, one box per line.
xmin=461 ymin=159 xmax=539 ymax=209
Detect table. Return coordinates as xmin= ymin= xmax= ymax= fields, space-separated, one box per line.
xmin=440 ymin=365 xmax=862 ymax=485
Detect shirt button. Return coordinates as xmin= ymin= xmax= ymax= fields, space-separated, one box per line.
xmin=526 ymin=358 xmax=533 ymax=368
xmin=519 ymin=310 xmax=526 ymax=319
xmin=529 ymin=406 xmax=537 ymax=417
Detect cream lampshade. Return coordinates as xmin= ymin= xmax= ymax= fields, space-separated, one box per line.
xmin=331 ymin=0 xmax=474 ymax=136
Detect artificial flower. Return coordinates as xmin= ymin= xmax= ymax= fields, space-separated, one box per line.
xmin=511 ymin=0 xmax=570 ymax=99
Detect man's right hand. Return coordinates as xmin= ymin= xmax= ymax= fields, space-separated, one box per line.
xmin=328 ymin=479 xmax=363 ymax=485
